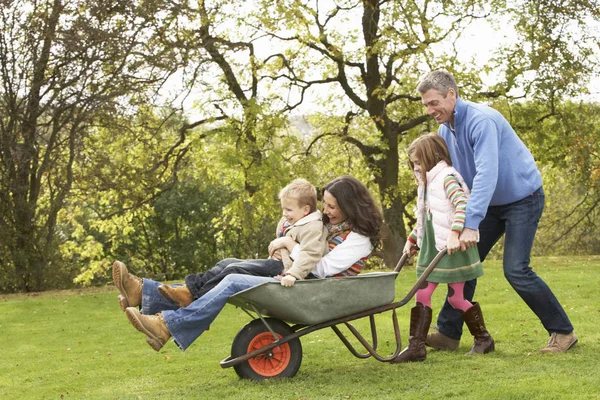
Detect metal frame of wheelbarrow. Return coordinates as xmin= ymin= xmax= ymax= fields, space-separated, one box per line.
xmin=220 ymin=249 xmax=447 ymax=378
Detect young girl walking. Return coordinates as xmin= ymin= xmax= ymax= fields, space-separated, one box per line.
xmin=392 ymin=133 xmax=494 ymax=363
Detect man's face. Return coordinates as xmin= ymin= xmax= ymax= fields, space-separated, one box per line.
xmin=421 ymin=88 xmax=457 ymax=125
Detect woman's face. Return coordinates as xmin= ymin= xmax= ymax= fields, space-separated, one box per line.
xmin=322 ymin=190 xmax=347 ymax=225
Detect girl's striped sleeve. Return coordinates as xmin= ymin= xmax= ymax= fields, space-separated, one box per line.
xmin=444 ymin=175 xmax=467 ymax=232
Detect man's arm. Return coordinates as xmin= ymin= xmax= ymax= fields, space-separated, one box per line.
xmin=464 ymin=118 xmax=500 ymax=230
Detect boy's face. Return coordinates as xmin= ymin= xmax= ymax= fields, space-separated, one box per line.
xmin=281 ymin=197 xmax=310 ymax=225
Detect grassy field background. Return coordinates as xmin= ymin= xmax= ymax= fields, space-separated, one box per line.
xmin=1 ymin=256 xmax=598 ymax=399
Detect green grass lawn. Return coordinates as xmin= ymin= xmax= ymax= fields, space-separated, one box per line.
xmin=1 ymin=256 xmax=598 ymax=399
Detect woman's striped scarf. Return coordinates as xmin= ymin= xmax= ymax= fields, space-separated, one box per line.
xmin=325 ymin=221 xmax=367 ymax=277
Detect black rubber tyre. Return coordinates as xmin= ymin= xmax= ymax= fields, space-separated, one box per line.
xmin=231 ymin=318 xmax=302 ymax=380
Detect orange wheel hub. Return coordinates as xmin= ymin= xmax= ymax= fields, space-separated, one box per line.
xmin=246 ymin=332 xmax=291 ymax=377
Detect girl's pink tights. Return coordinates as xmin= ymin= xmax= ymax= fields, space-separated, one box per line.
xmin=415 ymin=281 xmax=473 ymax=312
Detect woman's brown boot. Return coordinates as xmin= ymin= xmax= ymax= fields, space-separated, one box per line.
xmin=158 ymin=284 xmax=193 ymax=308
xmin=391 ymin=303 xmax=433 ymax=363
xmin=463 ymin=302 xmax=495 ymax=355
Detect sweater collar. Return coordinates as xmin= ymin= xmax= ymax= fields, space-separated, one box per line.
xmin=293 ymin=210 xmax=323 ymax=226
xmin=444 ymin=96 xmax=467 ymax=131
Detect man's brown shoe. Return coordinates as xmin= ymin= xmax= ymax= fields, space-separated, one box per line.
xmin=158 ymin=284 xmax=193 ymax=308
xmin=125 ymin=308 xmax=171 ymax=351
xmin=112 ymin=261 xmax=142 ymax=311
xmin=540 ymin=332 xmax=578 ymax=354
xmin=426 ymin=326 xmax=460 ymax=351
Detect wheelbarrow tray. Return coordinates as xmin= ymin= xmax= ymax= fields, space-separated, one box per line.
xmin=227 ymin=272 xmax=398 ymax=325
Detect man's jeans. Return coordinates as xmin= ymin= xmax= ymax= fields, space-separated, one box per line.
xmin=436 ymin=187 xmax=574 ymax=339
xmin=141 ymin=274 xmax=276 ymax=351
xmin=185 ymin=258 xmax=284 ymax=299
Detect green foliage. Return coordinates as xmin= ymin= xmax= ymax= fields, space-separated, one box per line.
xmin=55 ymin=107 xmax=192 ymax=286
xmin=491 ymin=99 xmax=600 ymax=255
xmin=0 ymin=1 xmax=188 ymax=291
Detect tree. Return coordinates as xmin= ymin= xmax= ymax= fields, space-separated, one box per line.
xmin=241 ymin=0 xmax=501 ymax=266
xmin=0 ymin=1 xmax=185 ymax=291
xmin=68 ymin=0 xmax=600 ymax=285
xmin=4 ymin=0 xmax=599 ymax=291
xmin=66 ymin=0 xmax=327 ymax=285
xmin=241 ymin=0 xmax=600 ymax=266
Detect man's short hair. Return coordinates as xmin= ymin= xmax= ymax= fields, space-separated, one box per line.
xmin=279 ymin=178 xmax=318 ymax=212
xmin=417 ymin=69 xmax=459 ymax=97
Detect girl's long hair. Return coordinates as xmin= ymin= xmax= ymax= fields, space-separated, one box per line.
xmin=322 ymin=176 xmax=383 ymax=248
xmin=407 ymin=133 xmax=452 ymax=182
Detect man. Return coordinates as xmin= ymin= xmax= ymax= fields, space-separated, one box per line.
xmin=416 ymin=69 xmax=576 ymax=353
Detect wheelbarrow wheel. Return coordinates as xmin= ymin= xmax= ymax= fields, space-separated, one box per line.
xmin=231 ymin=318 xmax=302 ymax=380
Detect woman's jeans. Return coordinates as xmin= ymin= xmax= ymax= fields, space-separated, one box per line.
xmin=436 ymin=187 xmax=574 ymax=339
xmin=141 ymin=274 xmax=276 ymax=351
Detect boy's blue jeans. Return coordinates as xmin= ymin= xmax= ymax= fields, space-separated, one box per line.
xmin=436 ymin=187 xmax=574 ymax=340
xmin=141 ymin=274 xmax=277 ymax=351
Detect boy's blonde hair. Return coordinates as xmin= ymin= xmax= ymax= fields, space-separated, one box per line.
xmin=279 ymin=178 xmax=318 ymax=212
xmin=408 ymin=133 xmax=452 ymax=182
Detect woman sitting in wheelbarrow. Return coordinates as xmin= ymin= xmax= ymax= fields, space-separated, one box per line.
xmin=113 ymin=176 xmax=383 ymax=352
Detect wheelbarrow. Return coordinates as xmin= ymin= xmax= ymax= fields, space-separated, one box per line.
xmin=220 ymin=249 xmax=447 ymax=380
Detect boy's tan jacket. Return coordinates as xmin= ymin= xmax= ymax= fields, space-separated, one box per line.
xmin=275 ymin=211 xmax=329 ymax=280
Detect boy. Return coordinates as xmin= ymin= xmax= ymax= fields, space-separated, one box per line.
xmin=157 ymin=178 xmax=329 ymax=307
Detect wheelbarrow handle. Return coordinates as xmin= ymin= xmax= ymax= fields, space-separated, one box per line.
xmin=393 ymin=252 xmax=410 ymax=273
xmin=396 ymin=248 xmax=448 ymax=306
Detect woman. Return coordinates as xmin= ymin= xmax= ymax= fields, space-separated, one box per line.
xmin=114 ymin=176 xmax=382 ymax=352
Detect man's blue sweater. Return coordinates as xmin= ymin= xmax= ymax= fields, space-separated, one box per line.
xmin=438 ymin=97 xmax=543 ymax=230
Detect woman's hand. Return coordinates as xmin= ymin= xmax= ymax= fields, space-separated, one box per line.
xmin=403 ymin=240 xmax=418 ymax=256
xmin=280 ymin=274 xmax=297 ymax=287
xmin=268 ymin=236 xmax=295 ymax=257
xmin=447 ymin=231 xmax=460 ymax=255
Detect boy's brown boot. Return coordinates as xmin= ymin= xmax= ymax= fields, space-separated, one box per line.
xmin=426 ymin=326 xmax=460 ymax=350
xmin=158 ymin=284 xmax=193 ymax=308
xmin=463 ymin=302 xmax=495 ymax=355
xmin=125 ymin=308 xmax=171 ymax=351
xmin=390 ymin=303 xmax=432 ymax=363
xmin=112 ymin=261 xmax=142 ymax=311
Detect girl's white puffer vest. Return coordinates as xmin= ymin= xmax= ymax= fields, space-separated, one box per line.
xmin=415 ymin=161 xmax=470 ymax=251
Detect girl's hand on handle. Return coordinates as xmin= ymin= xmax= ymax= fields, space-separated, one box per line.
xmin=403 ymin=240 xmax=418 ymax=256
xmin=446 ymin=231 xmax=460 ymax=255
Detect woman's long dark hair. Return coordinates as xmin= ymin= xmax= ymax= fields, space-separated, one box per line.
xmin=322 ymin=176 xmax=383 ymax=248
